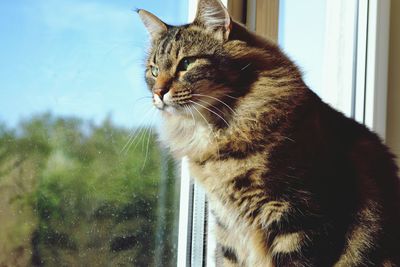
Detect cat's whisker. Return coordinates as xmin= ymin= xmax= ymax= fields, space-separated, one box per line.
xmin=224 ymin=94 xmax=239 ymax=100
xmin=122 ymin=127 xmax=143 ymax=155
xmin=142 ymin=111 xmax=158 ymax=170
xmin=240 ymin=63 xmax=252 ymax=71
xmin=185 ymin=104 xmax=196 ymax=127
xmin=136 ymin=123 xmax=152 ymax=154
xmin=120 ymin=107 xmax=155 ymax=154
xmin=125 ymin=108 xmax=157 ymax=155
xmin=189 ymin=100 xmax=230 ymax=128
xmin=183 ymin=105 xmax=191 ymax=123
xmin=282 ymin=136 xmax=295 ymax=143
xmin=194 ymin=98 xmax=226 ymax=118
xmin=121 ymin=132 xmax=135 ymax=154
xmin=141 ymin=127 xmax=148 ymax=153
xmin=192 ymin=93 xmax=238 ymax=116
xmin=134 ymin=95 xmax=153 ymax=104
xmin=143 ymin=126 xmax=154 ymax=169
xmin=123 ymin=107 xmax=153 ymax=142
xmin=191 ymin=104 xmax=210 ymax=131
xmin=140 ymin=124 xmax=152 ymax=153
xmin=191 ymin=104 xmax=220 ymax=159
xmin=127 ymin=126 xmax=147 ymax=154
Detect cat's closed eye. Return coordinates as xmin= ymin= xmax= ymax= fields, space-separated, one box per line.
xmin=177 ymin=57 xmax=196 ymax=72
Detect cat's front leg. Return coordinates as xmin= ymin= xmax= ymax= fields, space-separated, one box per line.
xmin=268 ymin=229 xmax=345 ymax=267
xmin=269 ymin=231 xmax=314 ymax=267
xmin=213 ymin=221 xmax=242 ymax=267
xmin=216 ymin=243 xmax=241 ymax=267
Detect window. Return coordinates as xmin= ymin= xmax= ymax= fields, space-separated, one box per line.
xmin=0 ymin=1 xmax=187 ymax=266
xmin=1 ymin=1 xmax=390 ymax=266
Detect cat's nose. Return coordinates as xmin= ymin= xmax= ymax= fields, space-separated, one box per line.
xmin=153 ymin=87 xmax=169 ymax=100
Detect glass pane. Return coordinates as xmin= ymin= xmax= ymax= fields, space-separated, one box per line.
xmin=0 ymin=1 xmax=187 ymax=266
xmin=278 ymin=0 xmax=358 ymax=116
xmin=278 ymin=0 xmax=327 ymax=95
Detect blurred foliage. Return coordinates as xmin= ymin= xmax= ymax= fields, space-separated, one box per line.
xmin=0 ymin=113 xmax=180 ymax=267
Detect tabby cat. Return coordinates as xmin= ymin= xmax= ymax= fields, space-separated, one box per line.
xmin=138 ymin=0 xmax=400 ymax=266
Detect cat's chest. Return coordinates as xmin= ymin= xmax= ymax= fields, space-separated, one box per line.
xmin=209 ymin=196 xmax=274 ymax=267
xmin=188 ymin=152 xmax=266 ymax=199
xmin=189 ymin=160 xmax=274 ymax=266
xmin=162 ymin=115 xmax=213 ymax=157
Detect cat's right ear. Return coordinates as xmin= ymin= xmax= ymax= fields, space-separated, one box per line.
xmin=194 ymin=0 xmax=232 ymax=40
xmin=137 ymin=9 xmax=168 ymax=39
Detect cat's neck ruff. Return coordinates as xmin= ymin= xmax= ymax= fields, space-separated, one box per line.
xmin=159 ymin=111 xmax=216 ymax=160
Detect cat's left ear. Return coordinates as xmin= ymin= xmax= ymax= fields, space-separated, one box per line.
xmin=194 ymin=0 xmax=232 ymax=40
xmin=137 ymin=9 xmax=168 ymax=39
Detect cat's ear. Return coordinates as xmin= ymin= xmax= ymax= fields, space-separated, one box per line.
xmin=194 ymin=0 xmax=232 ymax=40
xmin=137 ymin=9 xmax=168 ymax=39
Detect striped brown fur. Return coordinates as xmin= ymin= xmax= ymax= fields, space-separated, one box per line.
xmin=138 ymin=0 xmax=400 ymax=266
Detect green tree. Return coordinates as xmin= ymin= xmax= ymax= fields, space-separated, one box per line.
xmin=0 ymin=114 xmax=180 ymax=267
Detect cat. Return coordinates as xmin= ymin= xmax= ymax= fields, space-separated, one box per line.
xmin=137 ymin=0 xmax=400 ymax=266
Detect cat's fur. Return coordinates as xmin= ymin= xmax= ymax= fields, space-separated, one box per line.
xmin=138 ymin=0 xmax=400 ymax=266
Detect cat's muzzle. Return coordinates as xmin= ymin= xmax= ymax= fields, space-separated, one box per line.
xmin=153 ymin=94 xmax=165 ymax=110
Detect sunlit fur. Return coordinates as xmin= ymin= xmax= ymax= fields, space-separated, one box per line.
xmin=138 ymin=0 xmax=400 ymax=266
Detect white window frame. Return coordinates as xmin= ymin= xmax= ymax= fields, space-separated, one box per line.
xmin=176 ymin=1 xmax=391 ymax=266
xmin=363 ymin=0 xmax=391 ymax=139
xmin=322 ymin=0 xmax=390 ymax=139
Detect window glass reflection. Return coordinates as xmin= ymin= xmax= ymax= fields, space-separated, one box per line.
xmin=0 ymin=1 xmax=187 ymax=266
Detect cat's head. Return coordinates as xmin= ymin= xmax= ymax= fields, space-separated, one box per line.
xmin=137 ymin=0 xmax=262 ymax=128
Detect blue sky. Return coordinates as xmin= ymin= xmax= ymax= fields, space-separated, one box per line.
xmin=0 ymin=0 xmax=188 ymax=128
xmin=0 ymin=0 xmax=326 ymax=128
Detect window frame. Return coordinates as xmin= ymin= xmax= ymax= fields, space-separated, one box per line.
xmin=321 ymin=0 xmax=391 ymax=139
xmin=176 ymin=0 xmax=391 ymax=266
xmin=363 ymin=0 xmax=391 ymax=139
